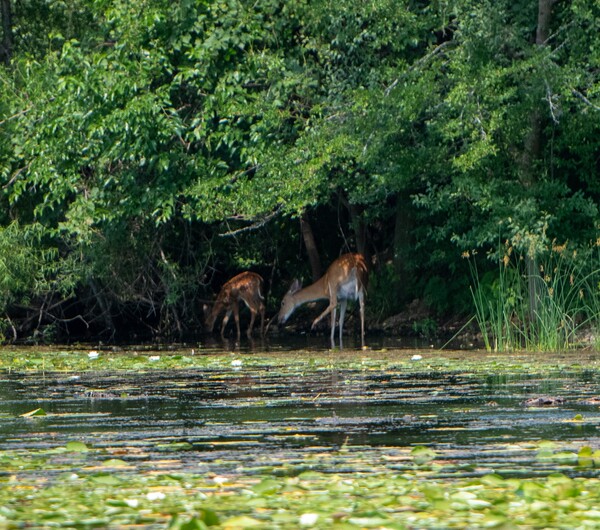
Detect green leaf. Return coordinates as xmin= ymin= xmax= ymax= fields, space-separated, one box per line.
xmin=179 ymin=517 xmax=208 ymax=530
xmin=411 ymin=445 xmax=436 ymax=464
xmin=579 ymin=446 xmax=593 ymax=458
xmin=156 ymin=441 xmax=193 ymax=452
xmin=198 ymin=508 xmax=220 ymax=527
xmin=90 ymin=473 xmax=121 ymax=485
xmin=347 ymin=512 xmax=391 ymax=527
xmin=101 ymin=458 xmax=128 ymax=467
xmin=220 ymin=516 xmax=261 ymax=528
xmin=20 ymin=408 xmax=47 ymax=417
xmin=65 ymin=441 xmax=89 ymax=453
xmin=251 ymin=478 xmax=280 ymax=495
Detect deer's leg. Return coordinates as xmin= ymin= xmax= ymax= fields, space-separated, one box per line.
xmin=233 ymin=303 xmax=241 ymax=341
xmin=220 ymin=310 xmax=232 ymax=339
xmin=358 ymin=290 xmax=365 ymax=348
xmin=247 ymin=309 xmax=256 ymax=338
xmin=330 ymin=305 xmax=337 ymax=349
xmin=259 ymin=304 xmax=265 ymax=337
xmin=338 ymin=299 xmax=348 ymax=349
xmin=312 ymin=290 xmax=338 ymax=330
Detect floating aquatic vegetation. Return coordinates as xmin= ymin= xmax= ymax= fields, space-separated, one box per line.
xmin=0 ymin=346 xmax=599 ymax=527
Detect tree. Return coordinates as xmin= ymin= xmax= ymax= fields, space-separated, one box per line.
xmin=0 ymin=0 xmax=598 ymax=341
xmin=0 ymin=0 xmax=12 ymax=64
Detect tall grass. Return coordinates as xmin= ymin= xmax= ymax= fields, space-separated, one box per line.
xmin=467 ymin=242 xmax=600 ymax=352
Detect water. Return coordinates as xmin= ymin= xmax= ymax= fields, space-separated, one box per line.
xmin=1 ymin=344 xmax=599 ymax=483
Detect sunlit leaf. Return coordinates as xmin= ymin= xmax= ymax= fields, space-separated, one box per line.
xmin=157 ymin=442 xmax=193 ymax=452
xmin=90 ymin=473 xmax=121 ymax=485
xmin=411 ymin=445 xmax=436 ymax=464
xmin=101 ymin=458 xmax=129 ymax=467
xmin=348 ymin=516 xmax=390 ymax=527
xmin=20 ymin=408 xmax=46 ymax=417
xmin=65 ymin=441 xmax=89 ymax=453
xmin=198 ymin=508 xmax=220 ymax=526
xmin=173 ymin=516 xmax=209 ymax=530
xmin=251 ymin=478 xmax=280 ymax=495
xmin=220 ymin=515 xmax=262 ymax=528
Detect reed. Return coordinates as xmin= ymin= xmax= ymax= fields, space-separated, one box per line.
xmin=467 ymin=242 xmax=600 ymax=352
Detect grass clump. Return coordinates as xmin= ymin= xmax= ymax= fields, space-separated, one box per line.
xmin=467 ymin=241 xmax=600 ymax=352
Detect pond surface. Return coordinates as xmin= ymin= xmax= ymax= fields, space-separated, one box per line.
xmin=1 ymin=341 xmax=599 ymax=487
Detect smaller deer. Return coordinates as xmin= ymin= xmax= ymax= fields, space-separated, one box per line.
xmin=204 ymin=272 xmax=266 ymax=340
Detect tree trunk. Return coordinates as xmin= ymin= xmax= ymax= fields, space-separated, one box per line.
xmin=393 ymin=198 xmax=413 ymax=290
xmin=523 ymin=0 xmax=557 ymax=179
xmin=536 ymin=0 xmax=558 ymax=44
xmin=336 ymin=190 xmax=370 ymax=264
xmin=348 ymin=203 xmax=370 ymax=265
xmin=89 ymin=279 xmax=116 ymax=338
xmin=0 ymin=0 xmax=13 ymax=65
xmin=300 ymin=212 xmax=322 ymax=282
xmin=523 ymin=0 xmax=559 ymax=321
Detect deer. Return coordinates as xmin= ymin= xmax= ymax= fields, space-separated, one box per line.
xmin=277 ymin=253 xmax=368 ymax=349
xmin=204 ymin=271 xmax=266 ymax=341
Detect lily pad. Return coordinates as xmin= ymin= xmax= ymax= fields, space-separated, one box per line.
xmin=65 ymin=441 xmax=89 ymax=453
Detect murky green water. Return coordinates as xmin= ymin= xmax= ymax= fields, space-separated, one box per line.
xmin=1 ymin=343 xmax=599 ymax=485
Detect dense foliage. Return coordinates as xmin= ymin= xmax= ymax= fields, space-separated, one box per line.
xmin=0 ymin=0 xmax=598 ymax=342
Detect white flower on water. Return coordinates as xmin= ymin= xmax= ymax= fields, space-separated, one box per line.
xmin=299 ymin=513 xmax=319 ymax=526
xmin=146 ymin=491 xmax=166 ymax=501
xmin=231 ymin=359 xmax=243 ymax=370
xmin=88 ymin=351 xmax=99 ymax=359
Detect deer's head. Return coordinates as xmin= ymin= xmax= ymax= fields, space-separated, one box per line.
xmin=277 ymin=279 xmax=302 ymax=325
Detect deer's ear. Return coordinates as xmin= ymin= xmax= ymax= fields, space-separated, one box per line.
xmin=288 ymin=279 xmax=302 ymax=295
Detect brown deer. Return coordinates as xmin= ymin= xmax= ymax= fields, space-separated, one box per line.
xmin=205 ymin=271 xmax=266 ymax=340
xmin=277 ymin=253 xmax=367 ymax=348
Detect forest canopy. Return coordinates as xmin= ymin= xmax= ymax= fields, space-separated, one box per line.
xmin=0 ymin=0 xmax=598 ymax=342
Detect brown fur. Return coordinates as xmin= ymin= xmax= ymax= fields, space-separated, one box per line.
xmin=205 ymin=271 xmax=266 ymax=340
xmin=278 ymin=253 xmax=367 ymax=348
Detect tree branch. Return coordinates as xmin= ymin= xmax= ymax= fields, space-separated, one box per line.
xmin=219 ymin=206 xmax=282 ymax=237
xmin=385 ymin=41 xmax=453 ymax=96
xmin=571 ymin=89 xmax=600 ymax=111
